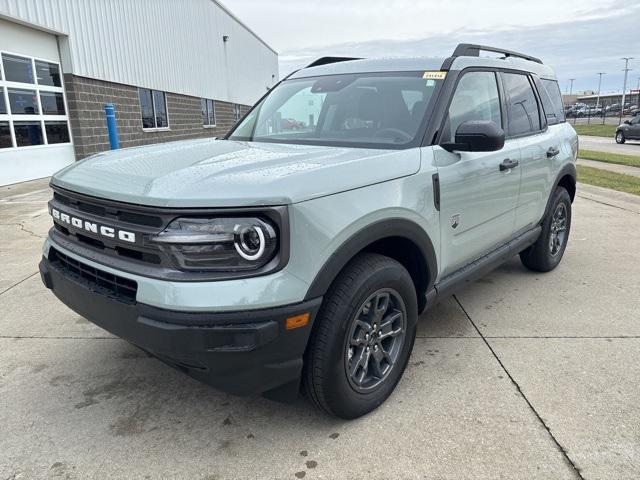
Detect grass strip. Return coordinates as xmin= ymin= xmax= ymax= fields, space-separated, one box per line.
xmin=577 ymin=165 xmax=640 ymax=196
xmin=579 ymin=149 xmax=640 ymax=168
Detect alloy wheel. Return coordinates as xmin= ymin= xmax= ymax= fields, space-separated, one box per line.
xmin=344 ymin=288 xmax=407 ymax=392
xmin=549 ymin=203 xmax=568 ymax=256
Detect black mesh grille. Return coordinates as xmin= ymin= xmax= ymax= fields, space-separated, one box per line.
xmin=49 ymin=248 xmax=138 ymax=304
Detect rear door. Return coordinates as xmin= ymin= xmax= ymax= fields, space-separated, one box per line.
xmin=434 ymin=70 xmax=522 ymax=277
xmin=501 ymin=72 xmax=557 ymax=233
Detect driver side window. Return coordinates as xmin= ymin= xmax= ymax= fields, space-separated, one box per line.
xmin=443 ymin=71 xmax=502 ymax=143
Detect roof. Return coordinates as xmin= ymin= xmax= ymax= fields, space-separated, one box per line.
xmin=289 ymin=54 xmax=556 ymax=80
xmin=212 ymin=0 xmax=277 ymax=55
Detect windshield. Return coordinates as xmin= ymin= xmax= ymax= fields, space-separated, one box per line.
xmin=228 ymin=72 xmax=442 ymax=149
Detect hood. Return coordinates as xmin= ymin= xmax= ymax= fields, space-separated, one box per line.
xmin=51 ymin=139 xmax=420 ymax=207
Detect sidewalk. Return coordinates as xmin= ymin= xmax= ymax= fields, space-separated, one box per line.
xmin=578 ymin=158 xmax=640 ymax=178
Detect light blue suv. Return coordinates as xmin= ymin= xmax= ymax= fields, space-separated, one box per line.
xmin=40 ymin=44 xmax=577 ymax=418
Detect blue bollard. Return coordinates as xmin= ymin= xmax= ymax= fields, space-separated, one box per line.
xmin=104 ymin=103 xmax=119 ymax=150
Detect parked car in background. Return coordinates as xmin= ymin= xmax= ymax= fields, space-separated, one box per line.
xmin=616 ymin=116 xmax=640 ymax=143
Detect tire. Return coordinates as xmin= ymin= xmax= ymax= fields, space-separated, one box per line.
xmin=303 ymin=253 xmax=417 ymax=419
xmin=616 ymin=131 xmax=626 ymax=144
xmin=520 ymin=187 xmax=572 ymax=272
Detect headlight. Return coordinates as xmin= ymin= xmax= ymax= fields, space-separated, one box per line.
xmin=151 ymin=217 xmax=278 ymax=272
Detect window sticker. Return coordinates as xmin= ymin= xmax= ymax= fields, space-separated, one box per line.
xmin=423 ymin=71 xmax=447 ymax=80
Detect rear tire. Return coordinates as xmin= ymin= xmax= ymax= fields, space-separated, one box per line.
xmin=520 ymin=187 xmax=572 ymax=272
xmin=616 ymin=131 xmax=626 ymax=144
xmin=303 ymin=253 xmax=417 ymax=419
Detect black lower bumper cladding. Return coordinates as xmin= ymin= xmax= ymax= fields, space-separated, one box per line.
xmin=39 ymin=251 xmax=322 ymax=401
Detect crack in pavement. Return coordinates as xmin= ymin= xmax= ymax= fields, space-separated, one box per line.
xmin=453 ymin=294 xmax=585 ymax=480
xmin=0 ymin=272 xmax=38 ymax=296
xmin=576 ymin=193 xmax=640 ymax=215
xmin=0 ymin=222 xmax=46 ymax=239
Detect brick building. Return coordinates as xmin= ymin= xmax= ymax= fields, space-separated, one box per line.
xmin=0 ymin=0 xmax=278 ymax=185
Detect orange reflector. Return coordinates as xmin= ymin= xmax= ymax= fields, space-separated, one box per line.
xmin=286 ymin=312 xmax=310 ymax=330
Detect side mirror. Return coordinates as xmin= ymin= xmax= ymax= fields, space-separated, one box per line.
xmin=441 ymin=120 xmax=505 ymax=152
xmin=624 ymin=120 xmax=631 ymax=125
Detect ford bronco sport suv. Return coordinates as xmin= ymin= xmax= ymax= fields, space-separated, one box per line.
xmin=40 ymin=44 xmax=577 ymax=419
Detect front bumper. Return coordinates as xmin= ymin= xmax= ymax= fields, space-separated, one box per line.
xmin=39 ymin=254 xmax=322 ymax=401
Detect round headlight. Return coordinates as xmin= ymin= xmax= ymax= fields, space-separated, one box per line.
xmin=234 ymin=224 xmax=266 ymax=261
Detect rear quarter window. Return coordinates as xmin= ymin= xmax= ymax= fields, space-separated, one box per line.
xmin=538 ymin=79 xmax=565 ymax=125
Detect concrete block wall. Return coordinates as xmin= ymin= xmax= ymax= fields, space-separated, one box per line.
xmin=63 ymin=74 xmax=251 ymax=160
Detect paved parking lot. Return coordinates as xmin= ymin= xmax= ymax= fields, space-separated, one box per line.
xmin=1 ymin=179 xmax=639 ymax=479
xmin=579 ymin=134 xmax=640 ymax=156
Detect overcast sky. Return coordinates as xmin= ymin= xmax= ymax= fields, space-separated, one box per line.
xmin=226 ymin=0 xmax=640 ymax=94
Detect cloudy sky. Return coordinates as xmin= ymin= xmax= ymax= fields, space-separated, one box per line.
xmin=227 ymin=0 xmax=640 ymax=94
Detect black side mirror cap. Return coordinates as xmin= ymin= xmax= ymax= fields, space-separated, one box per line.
xmin=624 ymin=120 xmax=631 ymax=125
xmin=441 ymin=120 xmax=505 ymax=152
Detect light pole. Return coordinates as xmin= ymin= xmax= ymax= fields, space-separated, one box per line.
xmin=569 ymin=78 xmax=575 ymax=96
xmin=620 ymin=57 xmax=633 ymax=122
xmin=596 ymin=72 xmax=606 ymax=108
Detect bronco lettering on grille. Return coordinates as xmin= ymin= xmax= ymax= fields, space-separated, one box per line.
xmin=50 ymin=207 xmax=136 ymax=243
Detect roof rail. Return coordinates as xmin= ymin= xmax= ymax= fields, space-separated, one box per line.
xmin=304 ymin=56 xmax=362 ymax=69
xmin=441 ymin=43 xmax=543 ymax=70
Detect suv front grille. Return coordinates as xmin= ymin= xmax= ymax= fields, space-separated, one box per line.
xmin=49 ymin=248 xmax=138 ymax=304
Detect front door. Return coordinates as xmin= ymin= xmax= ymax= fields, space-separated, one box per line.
xmin=434 ymin=70 xmax=522 ymax=277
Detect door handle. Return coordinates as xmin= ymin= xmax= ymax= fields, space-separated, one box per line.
xmin=500 ymin=158 xmax=519 ymax=171
xmin=547 ymin=147 xmax=560 ymax=158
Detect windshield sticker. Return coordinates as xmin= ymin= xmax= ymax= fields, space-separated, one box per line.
xmin=423 ymin=71 xmax=447 ymax=80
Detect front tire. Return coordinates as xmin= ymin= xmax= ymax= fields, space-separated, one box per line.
xmin=520 ymin=187 xmax=572 ymax=272
xmin=303 ymin=253 xmax=417 ymax=419
xmin=616 ymin=131 xmax=626 ymax=144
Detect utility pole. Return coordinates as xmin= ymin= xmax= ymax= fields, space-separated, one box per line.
xmin=620 ymin=57 xmax=633 ymax=122
xmin=596 ymin=72 xmax=606 ymax=108
xmin=568 ymin=78 xmax=575 ymax=96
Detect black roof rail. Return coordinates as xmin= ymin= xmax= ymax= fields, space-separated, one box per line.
xmin=441 ymin=43 xmax=543 ymax=70
xmin=304 ymin=56 xmax=362 ymax=69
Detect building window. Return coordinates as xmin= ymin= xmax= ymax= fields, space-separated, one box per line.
xmin=35 ymin=60 xmax=61 ymax=87
xmin=8 ymin=88 xmax=39 ymax=115
xmin=2 ymin=53 xmax=34 ymax=84
xmin=139 ymin=88 xmax=169 ymax=130
xmin=40 ymin=91 xmax=66 ymax=115
xmin=0 ymin=52 xmax=70 ymax=149
xmin=0 ymin=122 xmax=11 ymax=148
xmin=14 ymin=121 xmax=43 ymax=147
xmin=45 ymin=121 xmax=71 ymax=144
xmin=201 ymin=98 xmax=216 ymax=126
xmin=233 ymin=104 xmax=242 ymax=122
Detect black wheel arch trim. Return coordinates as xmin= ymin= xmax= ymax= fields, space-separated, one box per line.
xmin=303 ymin=218 xmax=437 ymax=302
xmin=542 ymin=163 xmax=576 ymax=222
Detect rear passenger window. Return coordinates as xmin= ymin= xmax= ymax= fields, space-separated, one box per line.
xmin=538 ymin=79 xmax=565 ymax=125
xmin=444 ymin=71 xmax=502 ymax=142
xmin=503 ymin=73 xmax=541 ymax=136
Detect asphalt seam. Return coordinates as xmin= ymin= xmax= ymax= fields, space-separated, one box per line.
xmin=0 ymin=272 xmax=38 ymax=297
xmin=453 ymin=294 xmax=585 ymax=480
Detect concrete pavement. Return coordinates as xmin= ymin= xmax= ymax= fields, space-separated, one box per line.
xmin=1 ymin=179 xmax=639 ymax=479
